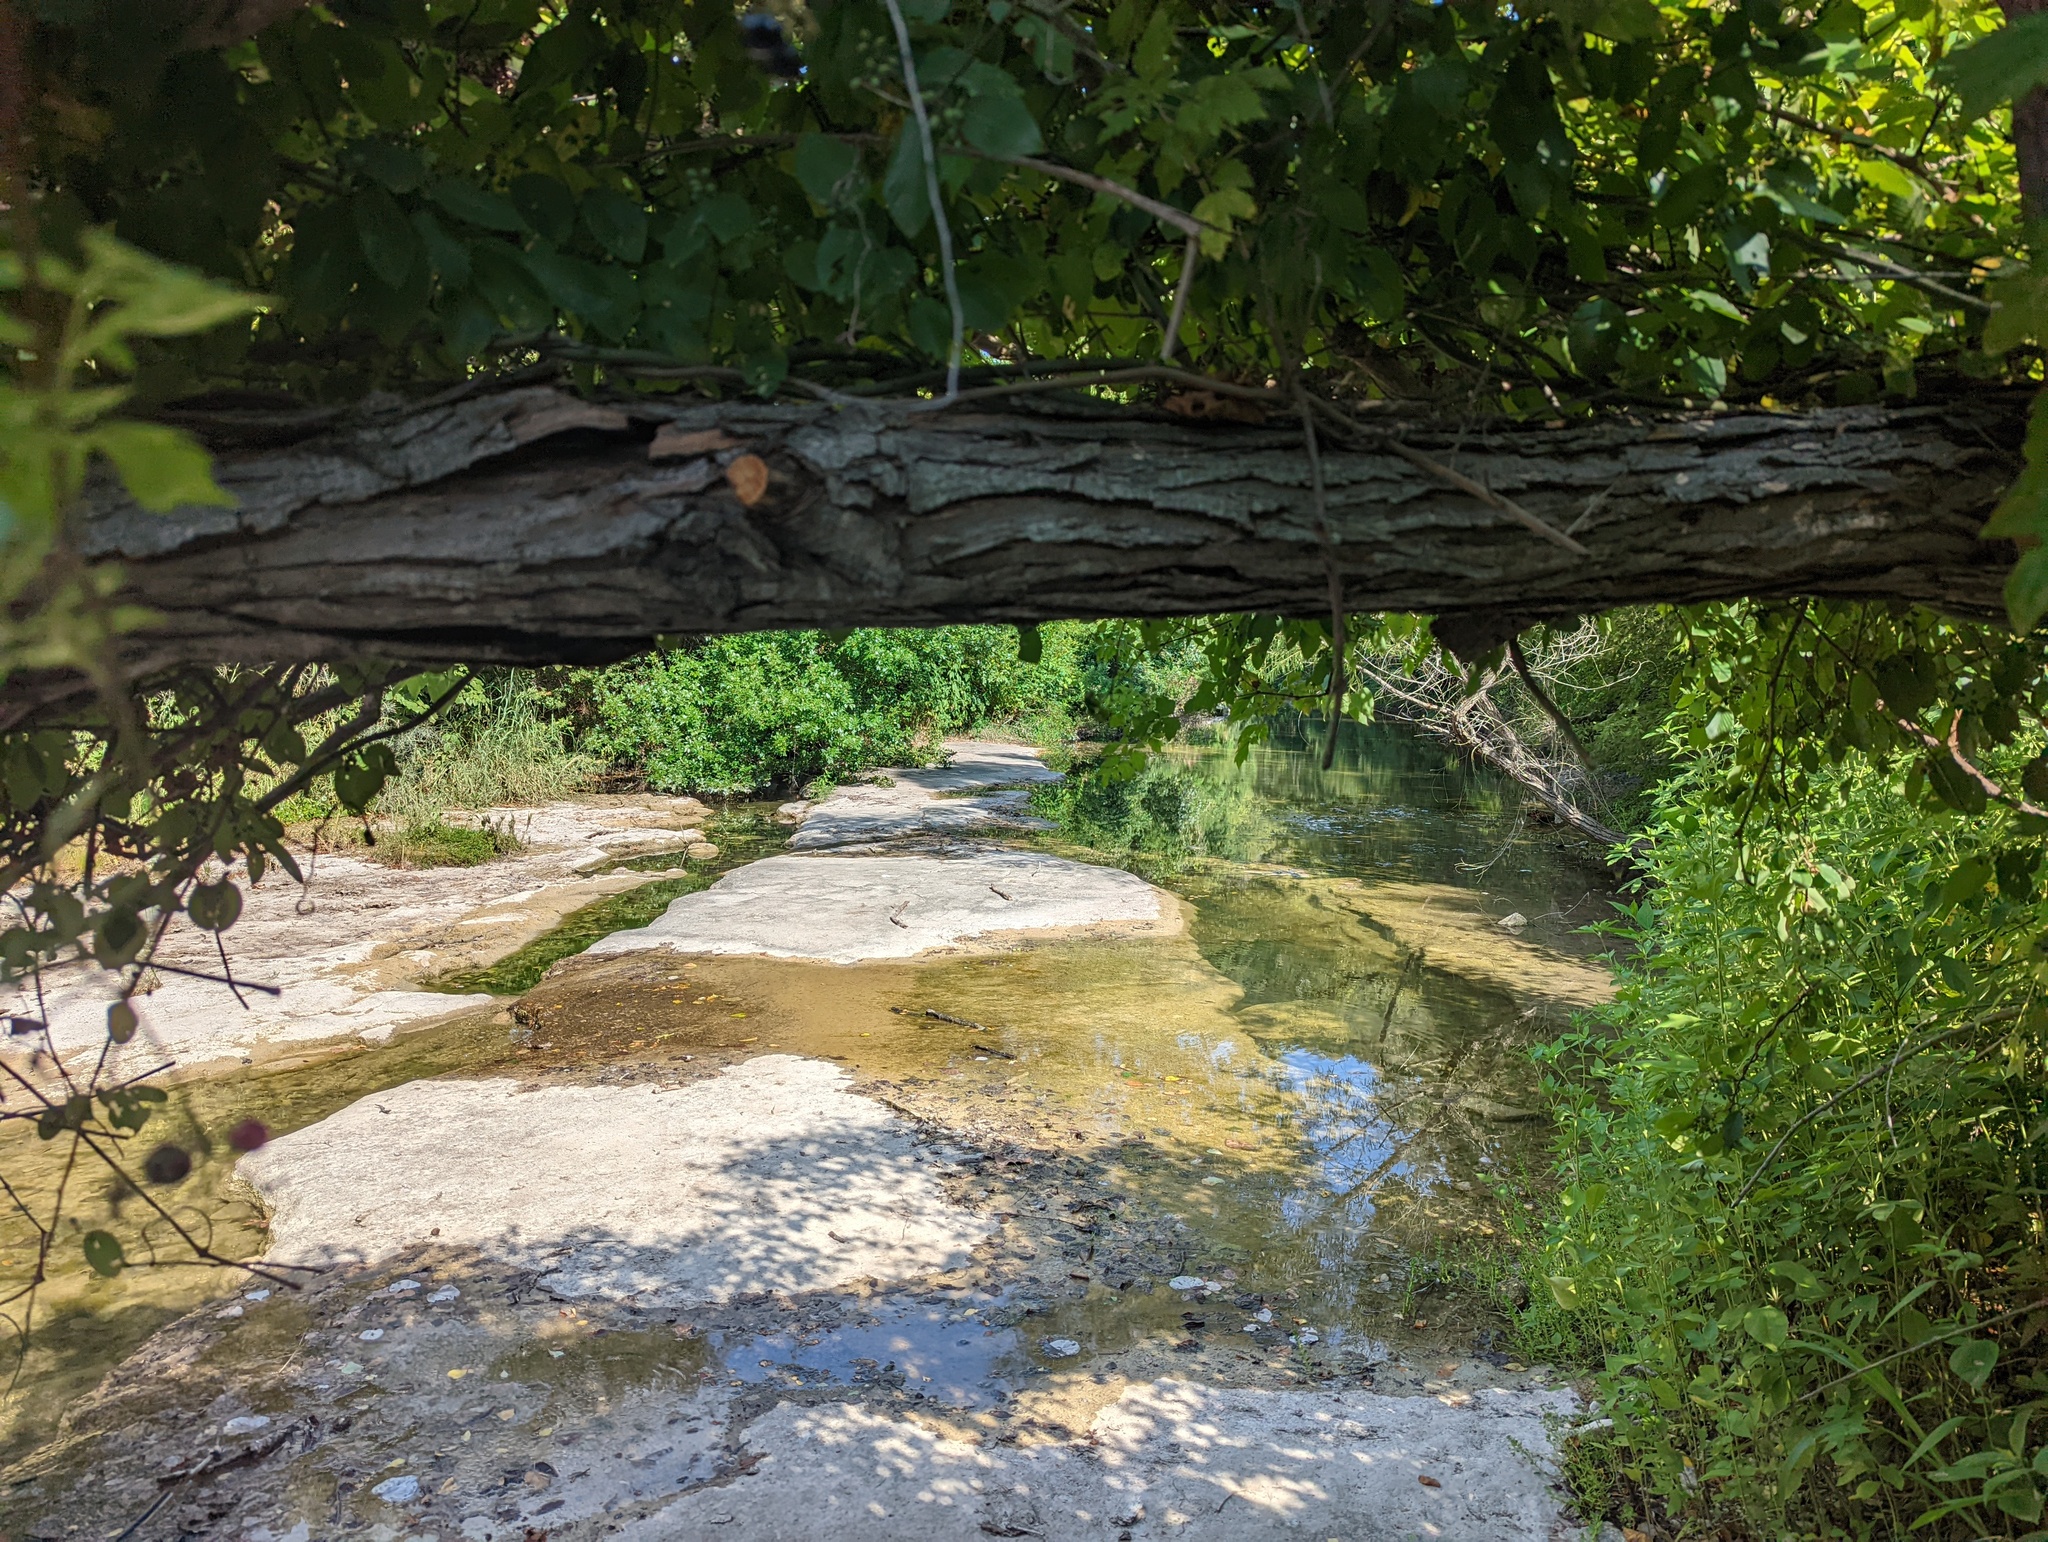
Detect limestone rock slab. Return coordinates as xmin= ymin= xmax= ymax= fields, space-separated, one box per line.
xmin=789 ymin=739 xmax=1060 ymax=850
xmin=587 ymin=849 xmax=1171 ymax=965
xmin=237 ymin=1055 xmax=991 ymax=1305
xmin=622 ymin=1378 xmax=1581 ymax=1540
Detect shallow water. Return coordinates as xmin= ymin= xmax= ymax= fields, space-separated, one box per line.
xmin=0 ymin=728 xmax=1614 ymax=1466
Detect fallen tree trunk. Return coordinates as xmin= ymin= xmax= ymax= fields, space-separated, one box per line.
xmin=76 ymin=386 xmax=2027 ymax=670
xmin=1357 ymin=653 xmax=1636 ymax=860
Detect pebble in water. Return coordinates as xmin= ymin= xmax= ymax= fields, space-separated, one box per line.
xmin=1041 ymin=1337 xmax=1080 ymax=1358
xmin=369 ymin=1474 xmax=421 ymax=1504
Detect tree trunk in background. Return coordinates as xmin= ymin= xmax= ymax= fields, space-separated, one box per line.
xmin=2000 ymin=0 xmax=2048 ymax=220
xmin=78 ymin=386 xmax=2024 ymax=672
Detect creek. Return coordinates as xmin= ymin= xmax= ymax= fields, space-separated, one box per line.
xmin=0 ymin=725 xmax=1616 ymax=1516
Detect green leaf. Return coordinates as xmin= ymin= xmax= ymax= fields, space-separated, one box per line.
xmin=90 ymin=423 xmax=233 ymax=512
xmin=517 ymin=15 xmax=602 ymax=96
xmin=1017 ymin=623 xmax=1044 ymax=664
xmin=186 ymin=879 xmax=243 ymax=932
xmin=510 ymin=174 xmax=579 ymax=246
xmin=795 ymin=134 xmax=863 ymax=207
xmin=522 ymin=248 xmax=641 ymax=341
xmin=355 ymin=140 xmax=426 ymax=194
xmin=1925 ymin=753 xmax=1989 ymax=815
xmin=582 ymin=188 xmax=649 ymax=264
xmin=1983 ymin=271 xmax=2048 ymax=356
xmin=82 ymin=1230 xmax=124 ymax=1277
xmin=962 ymin=94 xmax=1043 ymax=158
xmin=107 ymin=1000 xmax=137 ymax=1045
xmin=432 ymin=180 xmax=526 ymax=234
xmin=469 ymin=244 xmax=554 ymax=332
xmin=1546 ymin=1275 xmax=1581 ymax=1310
xmin=1937 ymin=12 xmax=2048 ymax=121
xmin=1951 ymin=1337 xmax=2001 ymax=1390
xmin=884 ymin=127 xmax=932 ymax=238
xmin=1742 ymin=1304 xmax=1790 ymax=1348
xmin=354 ymin=186 xmax=422 ymax=289
xmin=411 ymin=209 xmax=470 ymax=287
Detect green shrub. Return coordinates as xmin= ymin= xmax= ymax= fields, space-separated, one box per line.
xmin=1536 ymin=756 xmax=2048 ymax=1539
xmin=584 ymin=625 xmax=1087 ymax=794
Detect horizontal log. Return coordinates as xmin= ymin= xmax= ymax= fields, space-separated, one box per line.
xmin=75 ymin=386 xmax=2028 ymax=670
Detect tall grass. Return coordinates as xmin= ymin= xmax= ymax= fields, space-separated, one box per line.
xmin=379 ymin=683 xmax=597 ymax=824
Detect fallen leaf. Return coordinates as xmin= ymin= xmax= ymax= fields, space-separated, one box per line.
xmin=1418 ymin=1474 xmax=1441 ymax=1488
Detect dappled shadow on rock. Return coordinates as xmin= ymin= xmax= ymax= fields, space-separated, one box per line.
xmin=237 ymin=1055 xmax=992 ymax=1306
xmin=624 ymin=1376 xmax=1581 ymax=1541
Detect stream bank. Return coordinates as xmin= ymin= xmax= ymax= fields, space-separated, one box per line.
xmin=3 ymin=735 xmax=1617 ymax=1540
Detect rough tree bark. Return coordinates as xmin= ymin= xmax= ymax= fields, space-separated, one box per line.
xmin=76 ymin=386 xmax=2026 ymax=671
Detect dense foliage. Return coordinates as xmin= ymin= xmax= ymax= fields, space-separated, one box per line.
xmin=580 ymin=623 xmax=1082 ymax=791
xmin=20 ymin=0 xmax=2034 ymax=409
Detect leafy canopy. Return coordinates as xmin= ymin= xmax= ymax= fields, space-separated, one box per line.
xmin=20 ymin=0 xmax=2030 ymax=418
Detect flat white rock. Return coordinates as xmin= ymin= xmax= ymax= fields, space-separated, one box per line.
xmin=237 ymin=1056 xmax=990 ymax=1305
xmin=618 ymin=1379 xmax=1581 ymax=1541
xmin=588 ymin=850 xmax=1170 ymax=965
xmin=790 ymin=740 xmax=1060 ymax=850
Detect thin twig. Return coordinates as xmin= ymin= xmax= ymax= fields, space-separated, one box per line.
xmin=1292 ymin=391 xmax=1347 ymax=770
xmin=1761 ymin=104 xmax=1954 ymax=192
xmin=128 ymin=960 xmax=281 ymax=996
xmin=881 ymin=0 xmax=965 ymax=405
xmin=1799 ymin=1296 xmax=2048 ymax=1402
xmin=1160 ymin=230 xmax=1200 ymax=364
xmin=1731 ymin=1008 xmax=2021 ymax=1207
xmin=1383 ymin=442 xmax=1590 ymax=556
xmin=1507 ymin=634 xmax=1598 ymax=778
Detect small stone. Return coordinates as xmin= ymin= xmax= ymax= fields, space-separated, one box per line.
xmin=1040 ymin=1338 xmax=1080 ymax=1358
xmin=1201 ymin=1176 xmax=1224 ymax=1185
xmin=215 ymin=1304 xmax=244 ymax=1319
xmin=359 ymin=1328 xmax=384 ymax=1341
xmin=387 ymin=1278 xmax=421 ymax=1294
xmin=1168 ymin=1275 xmax=1202 ymax=1291
xmin=686 ymin=842 xmax=719 ymax=861
xmin=1496 ymin=912 xmax=1528 ymax=931
xmin=339 ymin=1361 xmax=363 ymax=1375
xmin=221 ymin=1414 xmax=271 ymax=1436
xmin=1255 ymin=1308 xmax=1273 ymax=1323
xmin=369 ymin=1474 xmax=421 ymax=1504
xmin=243 ymin=1288 xmax=271 ymax=1302
xmin=427 ymin=1285 xmax=460 ymax=1303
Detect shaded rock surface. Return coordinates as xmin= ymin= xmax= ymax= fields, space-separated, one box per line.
xmin=630 ymin=1379 xmax=1579 ymax=1541
xmin=238 ymin=1056 xmax=991 ymax=1303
